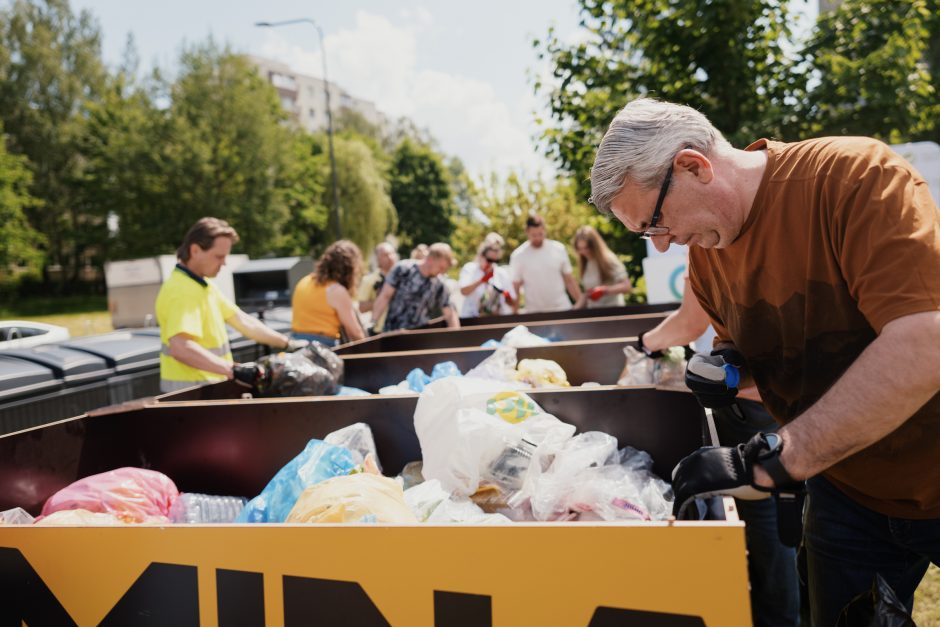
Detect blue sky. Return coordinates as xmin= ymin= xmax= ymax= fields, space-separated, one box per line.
xmin=72 ymin=0 xmax=585 ymax=176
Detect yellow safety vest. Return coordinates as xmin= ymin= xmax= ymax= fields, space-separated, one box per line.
xmin=155 ymin=265 xmax=237 ymax=392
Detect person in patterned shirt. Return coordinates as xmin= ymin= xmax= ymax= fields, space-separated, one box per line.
xmin=371 ymin=242 xmax=459 ymax=331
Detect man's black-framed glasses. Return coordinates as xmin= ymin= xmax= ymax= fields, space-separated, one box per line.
xmin=641 ymin=164 xmax=673 ymax=239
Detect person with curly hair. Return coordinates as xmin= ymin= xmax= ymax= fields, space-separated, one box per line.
xmin=291 ymin=240 xmax=366 ymax=345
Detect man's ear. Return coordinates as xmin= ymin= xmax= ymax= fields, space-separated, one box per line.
xmin=189 ymin=242 xmax=201 ymax=260
xmin=676 ymin=149 xmax=713 ymax=183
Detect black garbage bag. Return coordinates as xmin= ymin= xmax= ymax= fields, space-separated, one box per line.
xmin=256 ymin=352 xmax=339 ymax=397
xmin=836 ymin=573 xmax=917 ymax=627
xmin=300 ymin=342 xmax=344 ymax=386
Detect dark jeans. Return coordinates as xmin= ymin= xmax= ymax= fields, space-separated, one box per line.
xmin=803 ymin=474 xmax=940 ymax=626
xmin=713 ymin=399 xmax=800 ymax=627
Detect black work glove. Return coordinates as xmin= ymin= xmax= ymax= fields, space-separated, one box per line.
xmin=284 ymin=338 xmax=310 ymax=353
xmin=637 ymin=331 xmax=663 ymax=359
xmin=685 ymin=349 xmax=744 ymax=408
xmin=671 ymin=432 xmax=805 ymax=517
xmin=232 ymin=363 xmax=265 ymax=389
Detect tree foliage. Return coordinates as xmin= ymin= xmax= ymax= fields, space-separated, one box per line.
xmin=390 ymin=138 xmax=456 ymax=255
xmin=0 ymin=128 xmax=44 ymax=271
xmin=0 ymin=0 xmax=106 ymax=280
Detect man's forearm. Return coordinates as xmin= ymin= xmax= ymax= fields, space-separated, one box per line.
xmin=170 ymin=340 xmax=233 ymax=377
xmin=444 ymin=307 xmax=460 ymax=328
xmin=763 ymin=311 xmax=940 ymax=484
xmin=236 ymin=315 xmax=288 ymax=348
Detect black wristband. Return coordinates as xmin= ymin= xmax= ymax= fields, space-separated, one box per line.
xmin=638 ymin=332 xmax=663 ymax=359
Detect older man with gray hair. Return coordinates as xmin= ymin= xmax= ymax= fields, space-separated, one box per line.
xmin=591 ymin=98 xmax=940 ymax=625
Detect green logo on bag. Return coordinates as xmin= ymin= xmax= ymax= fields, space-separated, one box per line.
xmin=486 ymin=391 xmax=537 ymax=424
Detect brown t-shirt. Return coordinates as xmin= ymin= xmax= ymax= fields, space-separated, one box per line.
xmin=689 ymin=136 xmax=940 ymax=519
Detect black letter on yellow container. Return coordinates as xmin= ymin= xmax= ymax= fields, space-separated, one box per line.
xmin=434 ymin=590 xmax=492 ymax=626
xmin=283 ymin=575 xmax=391 ymax=626
xmin=0 ymin=547 xmax=77 ymax=626
xmin=98 ymin=562 xmax=199 ymax=626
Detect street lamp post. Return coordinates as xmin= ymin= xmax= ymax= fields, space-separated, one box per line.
xmin=256 ymin=18 xmax=342 ymax=241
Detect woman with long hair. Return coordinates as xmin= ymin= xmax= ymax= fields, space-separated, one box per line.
xmin=291 ymin=240 xmax=366 ymax=345
xmin=572 ymin=226 xmax=632 ymax=308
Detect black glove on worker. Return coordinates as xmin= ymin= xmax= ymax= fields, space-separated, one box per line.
xmin=637 ymin=331 xmax=664 ymax=359
xmin=685 ymin=348 xmax=744 ymax=408
xmin=671 ymin=432 xmax=805 ymax=517
xmin=232 ymin=363 xmax=265 ymax=389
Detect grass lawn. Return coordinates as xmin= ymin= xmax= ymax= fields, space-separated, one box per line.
xmin=0 ymin=296 xmax=113 ymax=337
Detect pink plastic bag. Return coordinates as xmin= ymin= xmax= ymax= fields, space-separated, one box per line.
xmin=41 ymin=467 xmax=180 ymax=523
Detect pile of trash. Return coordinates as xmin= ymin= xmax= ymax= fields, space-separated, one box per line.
xmin=617 ymin=345 xmax=689 ymax=390
xmin=249 ymin=342 xmax=370 ymax=397
xmin=2 ymin=378 xmax=673 ymax=527
xmin=480 ymin=324 xmax=552 ymax=349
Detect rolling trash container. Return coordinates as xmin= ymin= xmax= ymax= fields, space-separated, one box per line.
xmin=0 ymin=345 xmax=113 ymax=434
xmin=62 ymin=331 xmax=163 ymax=405
xmin=0 ymin=386 xmax=751 ymax=625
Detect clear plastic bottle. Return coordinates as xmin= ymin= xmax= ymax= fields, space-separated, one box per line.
xmin=169 ymin=493 xmax=248 ymax=524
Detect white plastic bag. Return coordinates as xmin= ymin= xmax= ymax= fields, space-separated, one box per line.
xmin=414 ymin=377 xmax=575 ymax=497
xmin=617 ymin=345 xmax=656 ymax=385
xmin=465 ymin=346 xmax=520 ymax=383
xmin=501 ymin=325 xmax=550 ymax=348
xmin=325 ymin=422 xmax=382 ymax=472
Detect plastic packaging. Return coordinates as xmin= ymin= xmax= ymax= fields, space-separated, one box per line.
xmin=617 ymin=345 xmax=688 ymax=390
xmin=515 ymin=358 xmax=570 ymax=388
xmin=617 ymin=345 xmax=656 ymax=385
xmin=40 ymin=467 xmax=179 ymax=523
xmin=170 ymin=493 xmax=248 ymax=524
xmin=405 ymin=361 xmax=463 ymax=393
xmin=0 ymin=507 xmax=34 ymax=525
xmin=324 ymin=422 xmax=382 ymax=472
xmin=466 ymin=346 xmax=520 ymax=383
xmin=414 ymin=377 xmax=575 ymax=497
xmin=286 ymin=474 xmax=417 ymax=524
xmin=398 ymin=461 xmax=426 ymax=491
xmin=337 ymin=386 xmax=370 ymax=396
xmin=501 ymin=325 xmax=550 ymax=348
xmin=256 ymin=352 xmax=338 ymax=397
xmin=236 ymin=439 xmax=357 ymax=523
xmin=300 ymin=342 xmax=344 ymax=387
xmin=35 ymin=509 xmax=129 ymax=526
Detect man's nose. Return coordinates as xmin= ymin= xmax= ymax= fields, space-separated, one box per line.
xmin=652 ymin=235 xmax=672 ymax=253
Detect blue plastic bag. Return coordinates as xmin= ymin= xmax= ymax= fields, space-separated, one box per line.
xmin=236 ymin=439 xmax=357 ymax=523
xmin=337 ymin=386 xmax=370 ymax=396
xmin=406 ymin=368 xmax=432 ymax=392
xmin=481 ymin=339 xmax=501 ymax=348
xmin=431 ymin=361 xmax=461 ymax=379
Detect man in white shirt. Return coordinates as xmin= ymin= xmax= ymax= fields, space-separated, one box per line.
xmin=509 ymin=214 xmax=581 ymax=313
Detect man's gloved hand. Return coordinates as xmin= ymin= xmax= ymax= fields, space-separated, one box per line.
xmin=671 ymin=432 xmax=776 ymax=518
xmin=685 ymin=349 xmax=743 ymax=408
xmin=637 ymin=331 xmax=664 ymax=359
xmin=232 ymin=363 xmax=264 ymax=389
xmin=588 ymin=285 xmax=608 ymax=301
xmin=284 ymin=338 xmax=310 ymax=352
xmin=481 ymin=268 xmax=495 ymax=283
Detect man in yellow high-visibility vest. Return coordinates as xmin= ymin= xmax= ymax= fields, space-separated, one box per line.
xmin=156 ymin=217 xmax=302 ymax=393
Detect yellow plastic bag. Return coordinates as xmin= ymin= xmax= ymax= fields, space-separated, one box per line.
xmin=286 ymin=473 xmax=418 ymax=524
xmin=515 ymin=359 xmax=570 ymax=388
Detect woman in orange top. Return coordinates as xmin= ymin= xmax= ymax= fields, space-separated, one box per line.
xmin=291 ymin=240 xmax=366 ymax=346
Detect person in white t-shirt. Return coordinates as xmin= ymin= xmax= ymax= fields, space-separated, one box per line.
xmin=459 ymin=233 xmax=516 ymax=317
xmin=509 ymin=214 xmax=581 ymax=313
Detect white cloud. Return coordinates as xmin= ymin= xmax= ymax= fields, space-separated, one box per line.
xmin=257 ymin=10 xmax=552 ymax=177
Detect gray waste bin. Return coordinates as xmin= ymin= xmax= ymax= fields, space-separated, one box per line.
xmin=0 ymin=345 xmax=112 ymax=433
xmin=0 ymin=356 xmax=63 ymax=434
xmin=63 ymin=332 xmax=162 ymax=404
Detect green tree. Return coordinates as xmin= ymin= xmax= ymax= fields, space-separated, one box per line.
xmin=390 ymin=138 xmax=456 ymax=255
xmin=0 ymin=128 xmax=44 ymax=271
xmin=533 ymin=0 xmax=803 ymax=278
xmin=801 ymin=0 xmax=938 ymax=142
xmin=326 ymin=135 xmax=397 ymax=255
xmin=0 ymin=0 xmax=106 ymax=283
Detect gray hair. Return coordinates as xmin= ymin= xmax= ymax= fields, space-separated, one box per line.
xmin=590 ymin=98 xmax=728 ymax=215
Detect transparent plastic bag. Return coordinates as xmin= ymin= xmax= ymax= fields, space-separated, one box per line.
xmin=236 ymin=439 xmax=357 ymax=523
xmin=286 ymin=474 xmax=417 ymax=524
xmin=501 ymin=325 xmax=550 ymax=348
xmin=35 ymin=509 xmax=129 ymax=526
xmin=40 ymin=467 xmax=179 ymax=523
xmin=0 ymin=507 xmax=34 ymax=525
xmin=515 ymin=359 xmax=570 ymax=388
xmin=170 ymin=493 xmax=248 ymax=524
xmin=324 ymin=422 xmax=382 ymax=472
xmin=466 ymin=346 xmax=519 ymax=383
xmin=617 ymin=345 xmax=656 ymax=385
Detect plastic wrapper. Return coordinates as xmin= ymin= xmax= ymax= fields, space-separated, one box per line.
xmin=337 ymin=386 xmax=370 ymax=396
xmin=836 ymin=573 xmax=916 ymax=627
xmin=0 ymin=507 xmax=34 ymax=525
xmin=500 ymin=325 xmax=550 ymax=348
xmin=403 ymin=478 xmax=452 ymax=521
xmin=300 ymin=342 xmax=344 ymax=386
xmin=324 ymin=422 xmax=382 ymax=471
xmin=256 ymin=352 xmax=338 ymax=397
xmin=35 ymin=509 xmax=131 ymax=526
xmin=40 ymin=467 xmax=179 ymax=523
xmin=236 ymin=439 xmax=357 ymax=523
xmin=465 ymin=346 xmax=519 ymax=383
xmin=404 ymin=361 xmax=463 ymax=393
xmin=379 ymin=383 xmax=414 ymax=395
xmin=427 ymin=496 xmax=513 ymax=524
xmin=398 ymin=461 xmax=426 ymax=491
xmin=414 ymin=376 xmax=575 ymax=497
xmin=515 ymin=359 xmax=570 ymax=388
xmin=617 ymin=345 xmax=688 ymax=390
xmin=286 ymin=474 xmax=417 ymax=524
xmin=169 ymin=493 xmax=248 ymax=524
